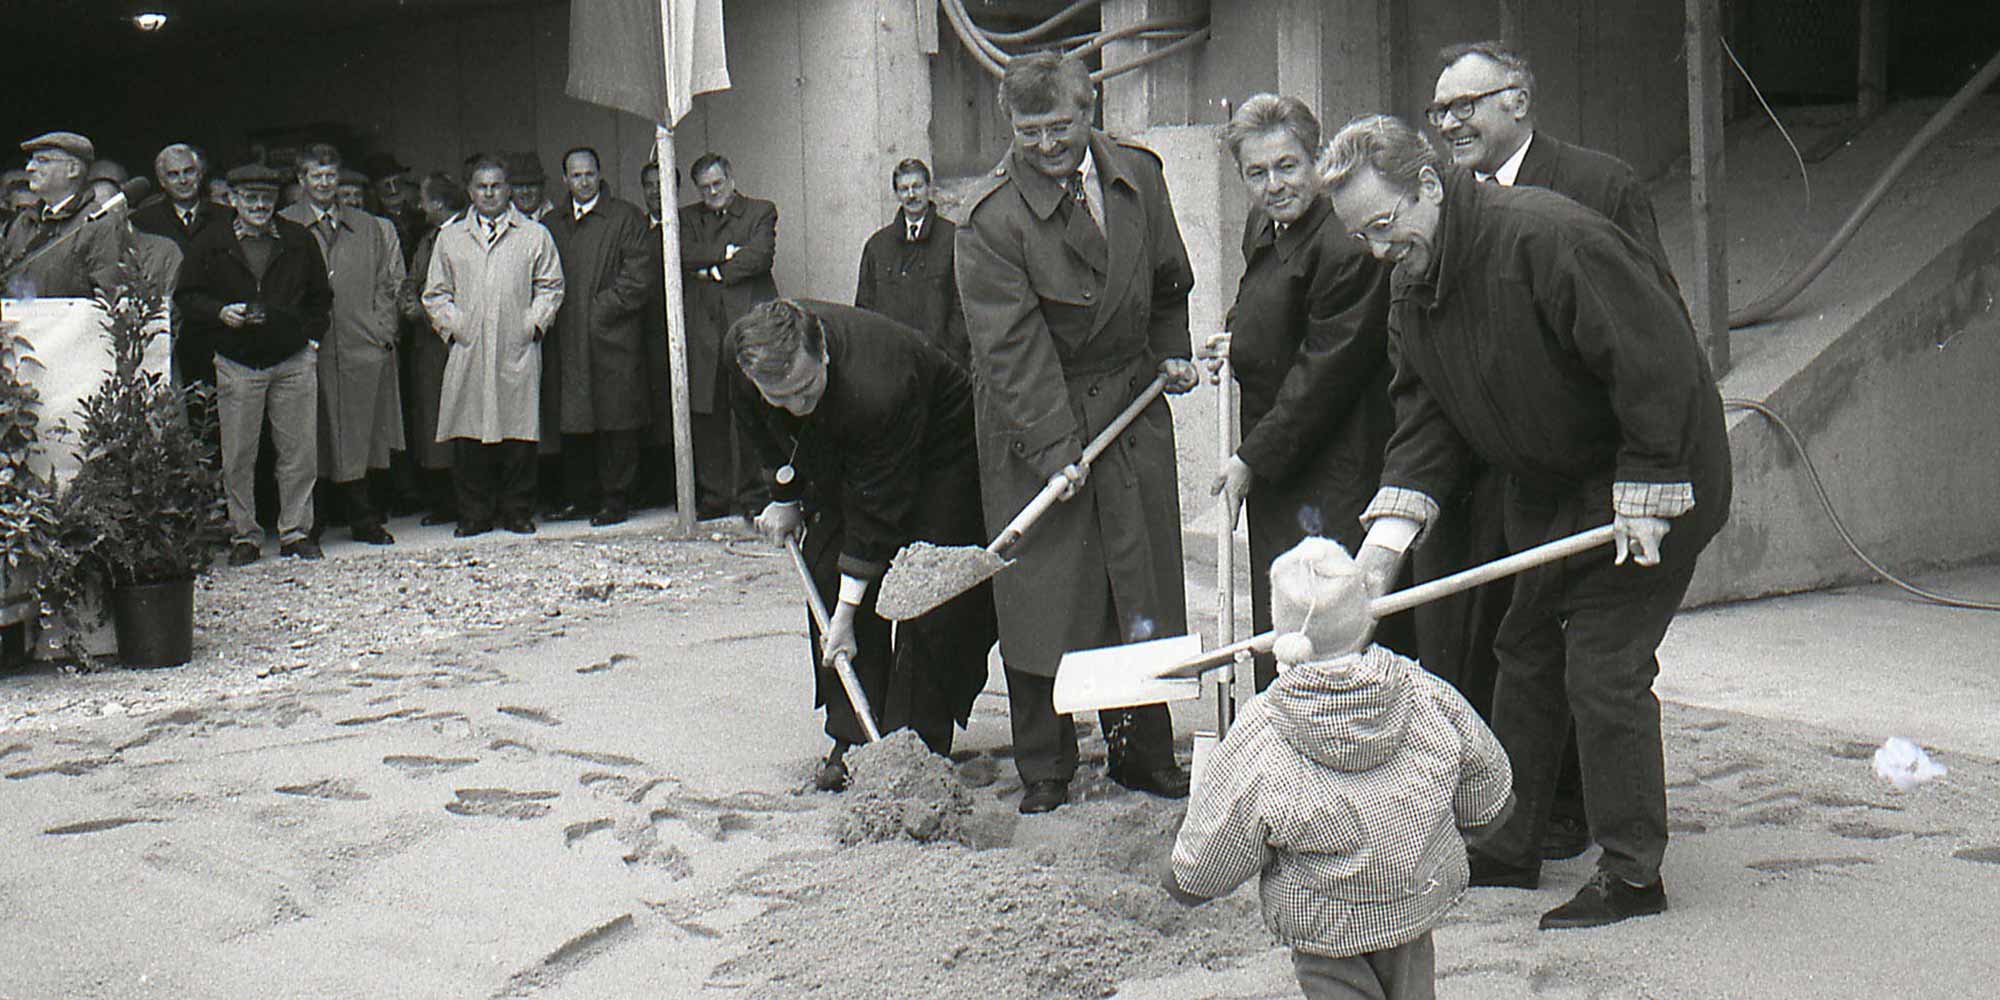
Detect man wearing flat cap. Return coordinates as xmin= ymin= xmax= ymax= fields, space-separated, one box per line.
xmin=176 ymin=163 xmax=333 ymax=565
xmin=0 ymin=131 xmax=127 ymax=298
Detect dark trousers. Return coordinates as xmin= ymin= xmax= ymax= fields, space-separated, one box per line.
xmin=1415 ymin=467 xmax=1588 ymax=829
xmin=1479 ymin=490 xmax=1706 ymax=885
xmin=560 ymin=430 xmax=639 ymax=512
xmin=1291 ymin=933 xmax=1434 ymax=1000
xmin=690 ymin=405 xmax=765 ymax=515
xmin=1002 ymin=668 xmax=1174 ymax=785
xmin=803 ymin=537 xmax=955 ymax=755
xmin=451 ymin=438 xmax=536 ymax=526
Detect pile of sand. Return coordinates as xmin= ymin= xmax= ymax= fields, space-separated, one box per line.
xmin=874 ymin=542 xmax=1004 ymax=620
xmin=730 ymin=778 xmax=1267 ymax=999
xmin=834 ymin=731 xmax=974 ymax=846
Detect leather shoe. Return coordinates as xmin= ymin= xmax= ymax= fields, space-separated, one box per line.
xmin=1109 ymin=764 xmax=1191 ymax=799
xmin=590 ymin=505 xmax=628 ymax=527
xmin=1468 ymin=851 xmax=1541 ymax=889
xmin=454 ymin=521 xmax=493 ymax=538
xmin=1539 ymin=870 xmax=1666 ymax=930
xmin=501 ymin=517 xmax=537 ymax=535
xmin=279 ymin=539 xmax=323 ymax=561
xmin=1018 ymin=779 xmax=1069 ymax=814
xmin=1540 ymin=814 xmax=1593 ymax=861
xmin=227 ymin=542 xmax=261 ymax=567
xmin=352 ymin=523 xmax=395 ymax=545
xmin=420 ymin=511 xmax=456 ymax=527
xmin=548 ymin=504 xmax=591 ymax=522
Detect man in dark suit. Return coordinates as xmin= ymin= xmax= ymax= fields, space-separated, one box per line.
xmin=1419 ymin=39 xmax=1674 ymax=862
xmin=731 ymin=299 xmax=996 ymax=790
xmin=679 ymin=151 xmax=777 ymax=517
xmin=854 ymin=158 xmax=968 ymax=369
xmin=133 ymin=142 xmax=232 ymax=425
xmin=957 ymin=52 xmax=1197 ymax=815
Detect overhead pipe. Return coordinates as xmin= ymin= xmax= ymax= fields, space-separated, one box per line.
xmin=1730 ymin=45 xmax=2000 ymax=328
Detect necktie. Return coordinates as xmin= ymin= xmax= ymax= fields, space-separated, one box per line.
xmin=1066 ymin=171 xmax=1100 ymax=232
xmin=907 ymin=220 xmax=920 ymax=242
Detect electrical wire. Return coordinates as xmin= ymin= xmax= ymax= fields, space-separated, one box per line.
xmin=1720 ymin=35 xmax=1812 ymax=309
xmin=938 ymin=0 xmax=1207 ymax=84
xmin=1724 ymin=398 xmax=2000 ymax=611
xmin=983 ymin=0 xmax=1098 ymax=44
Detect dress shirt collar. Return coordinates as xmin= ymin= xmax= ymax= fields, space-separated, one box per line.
xmin=1477 ymin=131 xmax=1534 ymax=186
xmin=41 ymin=191 xmax=82 ymax=221
xmin=232 ymin=214 xmax=278 ymax=241
xmin=572 ymin=195 xmax=599 ymax=221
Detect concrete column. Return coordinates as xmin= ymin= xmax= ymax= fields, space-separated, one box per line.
xmin=1101 ymin=0 xmax=1201 ymax=132
xmin=1273 ymin=0 xmax=1398 ymax=129
xmin=873 ymin=0 xmax=933 ymax=219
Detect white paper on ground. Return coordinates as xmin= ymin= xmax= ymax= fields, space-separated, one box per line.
xmin=1872 ymin=736 xmax=1947 ymax=791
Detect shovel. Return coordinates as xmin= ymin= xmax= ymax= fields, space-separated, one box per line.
xmin=1054 ymin=523 xmax=1618 ymax=714
xmin=875 ymin=374 xmax=1170 ymax=621
xmin=785 ymin=534 xmax=884 ymax=743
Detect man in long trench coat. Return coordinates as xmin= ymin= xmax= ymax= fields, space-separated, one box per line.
xmin=680 ymin=152 xmax=778 ymax=518
xmin=281 ymin=143 xmax=406 ymax=545
xmin=422 ymin=156 xmax=565 ymax=537
xmin=957 ymin=53 xmax=1198 ymax=815
xmin=542 ymin=147 xmax=655 ymax=526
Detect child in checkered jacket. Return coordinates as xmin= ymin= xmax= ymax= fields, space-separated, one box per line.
xmin=1165 ymin=537 xmax=1514 ymax=1000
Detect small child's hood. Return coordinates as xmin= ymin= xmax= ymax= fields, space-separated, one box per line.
xmin=1265 ymin=646 xmax=1412 ymax=772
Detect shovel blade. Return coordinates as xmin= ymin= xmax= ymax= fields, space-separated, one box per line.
xmin=1052 ymin=634 xmax=1205 ymax=715
xmin=876 ymin=542 xmax=1007 ymax=621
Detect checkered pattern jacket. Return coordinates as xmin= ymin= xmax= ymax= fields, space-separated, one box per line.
xmin=1170 ymin=646 xmax=1512 ymax=958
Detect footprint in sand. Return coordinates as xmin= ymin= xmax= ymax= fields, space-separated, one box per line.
xmin=1746 ymin=855 xmax=1874 ymax=875
xmin=6 ymin=757 xmax=116 ymax=780
xmin=1952 ymin=846 xmax=2000 ymax=864
xmin=334 ymin=707 xmax=422 ymax=727
xmin=497 ymin=706 xmax=562 ymax=727
xmin=553 ymin=749 xmax=647 ymax=768
xmin=44 ymin=817 xmax=160 ymax=836
xmin=382 ymin=754 xmax=480 ymax=777
xmin=579 ymin=772 xmax=668 ymax=804
xmin=276 ymin=778 xmax=372 ymax=801
xmin=488 ymin=738 xmax=539 ymax=760
xmin=576 ymin=653 xmax=639 ymax=675
xmin=564 ymin=818 xmax=615 ymax=847
xmin=0 ymin=742 xmax=29 ymax=761
xmin=446 ymin=787 xmax=559 ymax=820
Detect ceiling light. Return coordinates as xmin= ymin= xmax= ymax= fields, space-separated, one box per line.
xmin=132 ymin=12 xmax=168 ymax=32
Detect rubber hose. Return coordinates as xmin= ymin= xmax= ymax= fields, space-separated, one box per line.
xmin=1729 ymin=45 xmax=2000 ymax=328
xmin=983 ymin=0 xmax=1099 ymax=44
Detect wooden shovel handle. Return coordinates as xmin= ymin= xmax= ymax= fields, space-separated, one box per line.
xmin=990 ymin=374 xmax=1170 ymax=555
xmin=1158 ymin=524 xmax=1618 ymax=679
xmin=785 ymin=535 xmax=883 ymax=743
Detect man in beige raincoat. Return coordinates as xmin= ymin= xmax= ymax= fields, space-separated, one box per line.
xmin=280 ymin=143 xmax=406 ymax=545
xmin=421 ymin=154 xmax=565 ymax=537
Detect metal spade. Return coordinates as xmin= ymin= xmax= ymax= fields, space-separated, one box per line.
xmin=875 ymin=374 xmax=1170 ymax=621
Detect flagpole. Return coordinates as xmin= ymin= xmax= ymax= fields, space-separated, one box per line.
xmin=655 ymin=122 xmax=697 ymax=537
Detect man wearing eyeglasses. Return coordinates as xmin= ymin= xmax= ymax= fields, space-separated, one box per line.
xmin=956 ymin=51 xmax=1199 ymax=815
xmin=1428 ymin=41 xmax=1666 ymax=263
xmin=1418 ymin=39 xmax=1674 ymax=867
xmin=1324 ymin=115 xmax=1729 ymax=931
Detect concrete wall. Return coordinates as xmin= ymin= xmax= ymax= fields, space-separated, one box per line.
xmin=1686 ymin=209 xmax=2000 ymax=605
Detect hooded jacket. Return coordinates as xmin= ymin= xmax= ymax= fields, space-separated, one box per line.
xmin=1170 ymin=647 xmax=1512 ymax=958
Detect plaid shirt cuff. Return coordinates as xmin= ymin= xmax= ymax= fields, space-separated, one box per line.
xmin=1612 ymin=481 xmax=1695 ymax=519
xmin=1361 ymin=487 xmax=1439 ymax=546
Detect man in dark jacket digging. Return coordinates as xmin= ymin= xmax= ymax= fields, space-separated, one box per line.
xmin=176 ymin=163 xmax=334 ymax=565
xmin=1324 ymin=114 xmax=1730 ymax=930
xmin=731 ymin=299 xmax=997 ymax=790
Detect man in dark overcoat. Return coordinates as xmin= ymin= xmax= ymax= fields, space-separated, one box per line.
xmin=543 ymin=147 xmax=656 ymax=526
xmin=1324 ymin=115 xmax=1730 ymax=931
xmin=0 ymin=131 xmax=126 ymax=299
xmin=679 ymin=151 xmax=778 ymax=517
xmin=1422 ymin=39 xmax=1675 ymax=862
xmin=854 ymin=157 xmax=968 ymax=369
xmin=956 ymin=52 xmax=1198 ymax=815
xmin=731 ymin=299 xmax=997 ymax=791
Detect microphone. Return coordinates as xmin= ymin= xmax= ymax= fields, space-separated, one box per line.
xmin=88 ymin=177 xmax=153 ymax=221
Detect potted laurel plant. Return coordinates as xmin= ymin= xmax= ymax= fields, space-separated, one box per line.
xmin=35 ymin=252 xmax=226 ymax=667
xmin=0 ymin=314 xmax=59 ymax=662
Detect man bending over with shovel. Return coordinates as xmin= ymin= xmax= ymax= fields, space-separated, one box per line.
xmin=956 ymin=52 xmax=1199 ymax=814
xmin=732 ymin=299 xmax=998 ymax=791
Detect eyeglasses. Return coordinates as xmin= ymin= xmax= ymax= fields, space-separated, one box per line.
xmin=1424 ymin=85 xmax=1521 ymax=127
xmin=1012 ymin=118 xmax=1081 ymax=146
xmin=1349 ymin=192 xmax=1415 ymax=245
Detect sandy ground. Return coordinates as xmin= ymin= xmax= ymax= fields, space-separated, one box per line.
xmin=3 ymin=512 xmax=1997 ymax=999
